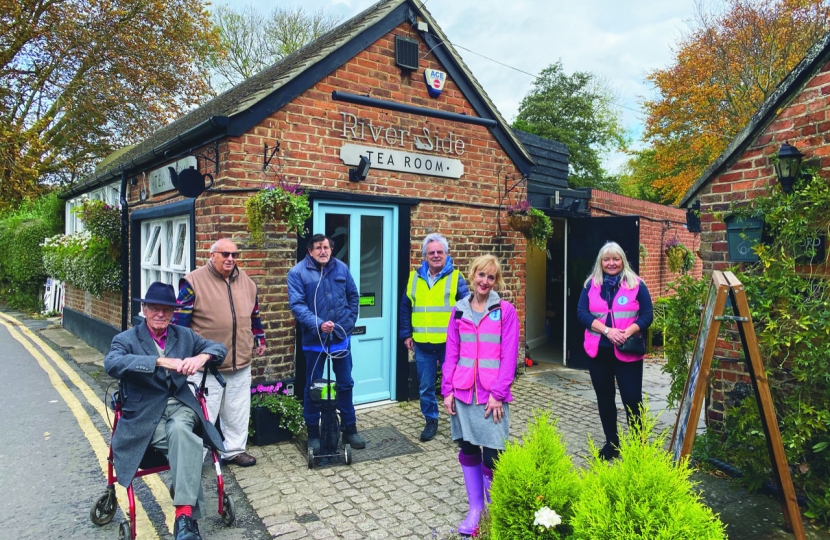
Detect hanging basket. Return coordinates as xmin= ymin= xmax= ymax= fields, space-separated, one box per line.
xmin=507 ymin=213 xmax=536 ymax=234
xmin=273 ymin=201 xmax=288 ymax=222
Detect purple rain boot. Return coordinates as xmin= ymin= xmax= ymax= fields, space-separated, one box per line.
xmin=458 ymin=451 xmax=484 ymax=536
xmin=482 ymin=464 xmax=493 ymax=505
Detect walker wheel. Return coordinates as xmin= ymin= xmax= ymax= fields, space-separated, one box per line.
xmin=307 ymin=448 xmax=315 ymax=469
xmin=118 ymin=520 xmax=131 ymax=540
xmin=344 ymin=444 xmax=352 ymax=465
xmin=221 ymin=494 xmax=236 ymax=526
xmin=90 ymin=490 xmax=117 ymax=526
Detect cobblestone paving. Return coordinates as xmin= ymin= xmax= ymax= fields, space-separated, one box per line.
xmin=236 ymin=373 xmax=636 ymax=539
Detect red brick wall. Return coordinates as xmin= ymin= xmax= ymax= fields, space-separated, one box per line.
xmin=115 ymin=24 xmax=527 ymax=382
xmin=589 ymin=190 xmax=703 ymax=299
xmin=692 ymin=60 xmax=830 ymax=429
xmin=63 ymin=284 xmax=121 ymax=328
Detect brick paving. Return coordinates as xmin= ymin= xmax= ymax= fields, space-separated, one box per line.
xmin=236 ymin=371 xmax=640 ymax=539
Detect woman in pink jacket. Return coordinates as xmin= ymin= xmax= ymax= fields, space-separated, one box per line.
xmin=442 ymin=254 xmax=519 ymax=537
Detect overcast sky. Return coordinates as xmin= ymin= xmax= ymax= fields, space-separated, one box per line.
xmin=216 ymin=0 xmax=699 ymax=172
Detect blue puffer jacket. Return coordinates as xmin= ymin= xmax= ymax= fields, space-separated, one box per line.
xmin=288 ymin=254 xmax=359 ymax=350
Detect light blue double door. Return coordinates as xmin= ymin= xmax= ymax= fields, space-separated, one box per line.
xmin=313 ymin=202 xmax=398 ymax=405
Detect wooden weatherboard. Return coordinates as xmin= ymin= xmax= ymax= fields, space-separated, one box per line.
xmin=670 ymin=271 xmax=805 ymax=539
xmin=669 ymin=271 xmax=730 ymax=462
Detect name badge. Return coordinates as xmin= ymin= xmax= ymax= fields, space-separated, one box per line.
xmin=617 ymin=296 xmax=629 ymax=306
xmin=488 ymin=310 xmax=501 ymax=321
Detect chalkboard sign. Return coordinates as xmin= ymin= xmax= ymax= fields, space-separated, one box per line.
xmin=670 ymin=271 xmax=730 ymax=461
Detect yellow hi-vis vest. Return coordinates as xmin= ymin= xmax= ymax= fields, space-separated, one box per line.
xmin=407 ymin=269 xmax=460 ymax=344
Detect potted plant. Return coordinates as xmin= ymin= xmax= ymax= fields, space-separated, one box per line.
xmin=664 ymin=238 xmax=695 ymax=274
xmin=249 ymin=382 xmax=306 ymax=446
xmin=244 ymin=179 xmax=312 ymax=244
xmin=505 ymin=201 xmax=554 ymax=251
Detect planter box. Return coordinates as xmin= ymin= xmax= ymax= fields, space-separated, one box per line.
xmin=250 ymin=406 xmax=294 ymax=446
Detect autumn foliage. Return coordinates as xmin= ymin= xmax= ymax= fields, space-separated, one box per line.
xmin=0 ymin=0 xmax=219 ymax=210
xmin=636 ymin=0 xmax=830 ymax=204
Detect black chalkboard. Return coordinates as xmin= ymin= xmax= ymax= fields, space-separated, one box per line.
xmin=670 ymin=271 xmax=730 ymax=461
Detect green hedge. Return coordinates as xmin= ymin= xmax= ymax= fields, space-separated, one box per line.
xmin=0 ymin=193 xmax=63 ymax=311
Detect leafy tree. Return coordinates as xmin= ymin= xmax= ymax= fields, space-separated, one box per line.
xmin=0 ymin=0 xmax=219 ymax=210
xmin=637 ymin=0 xmax=830 ymax=204
xmin=513 ymin=61 xmax=628 ymax=191
xmin=208 ymin=4 xmax=341 ymax=92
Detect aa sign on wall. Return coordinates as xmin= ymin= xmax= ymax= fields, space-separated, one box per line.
xmin=424 ymin=69 xmax=446 ymax=98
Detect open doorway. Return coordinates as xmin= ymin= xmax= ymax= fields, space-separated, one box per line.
xmin=525 ymin=217 xmax=566 ymax=365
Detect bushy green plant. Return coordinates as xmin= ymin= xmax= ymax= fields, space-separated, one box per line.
xmin=249 ymin=382 xmax=305 ymax=437
xmin=42 ymin=232 xmax=121 ymax=296
xmin=570 ymin=409 xmax=726 ymax=540
xmin=74 ymin=200 xmax=121 ymax=245
xmin=526 ymin=207 xmax=554 ymax=252
xmin=658 ymin=275 xmax=709 ymax=407
xmin=665 ymin=238 xmax=695 ymax=274
xmin=489 ymin=411 xmax=580 ymax=539
xmin=244 ymin=180 xmax=311 ymax=244
xmin=0 ymin=192 xmax=63 ymax=310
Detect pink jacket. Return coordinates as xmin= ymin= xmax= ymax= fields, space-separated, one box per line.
xmin=442 ymin=291 xmax=519 ymax=405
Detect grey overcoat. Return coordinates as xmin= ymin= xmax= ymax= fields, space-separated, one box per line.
xmin=104 ymin=322 xmax=227 ymax=487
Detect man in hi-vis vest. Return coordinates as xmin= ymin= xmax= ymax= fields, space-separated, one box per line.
xmin=400 ymin=233 xmax=469 ymax=442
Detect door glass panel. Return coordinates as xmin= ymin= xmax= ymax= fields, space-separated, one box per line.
xmin=325 ymin=214 xmax=350 ymax=267
xmin=359 ymin=215 xmax=383 ymax=318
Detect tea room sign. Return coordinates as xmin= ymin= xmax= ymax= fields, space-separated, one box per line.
xmin=336 ymin=112 xmax=465 ymax=179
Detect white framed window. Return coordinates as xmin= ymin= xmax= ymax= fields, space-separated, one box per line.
xmin=65 ymin=183 xmax=121 ymax=234
xmin=140 ymin=215 xmax=190 ymax=295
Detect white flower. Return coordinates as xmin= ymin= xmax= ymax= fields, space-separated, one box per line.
xmin=533 ymin=506 xmax=562 ymax=529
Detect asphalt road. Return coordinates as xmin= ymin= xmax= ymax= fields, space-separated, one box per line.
xmin=0 ymin=311 xmax=269 ymax=540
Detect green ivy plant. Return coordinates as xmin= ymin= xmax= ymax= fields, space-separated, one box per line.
xmin=244 ymin=180 xmax=311 ymax=245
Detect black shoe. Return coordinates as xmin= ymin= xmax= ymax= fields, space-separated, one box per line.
xmin=220 ymin=452 xmax=256 ymax=467
xmin=306 ymin=423 xmax=321 ymax=454
xmin=420 ymin=419 xmax=438 ymax=442
xmin=342 ymin=424 xmax=366 ymax=449
xmin=599 ymin=441 xmax=620 ymax=461
xmin=173 ymin=515 xmax=201 ymax=540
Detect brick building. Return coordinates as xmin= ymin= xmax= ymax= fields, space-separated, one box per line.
xmin=59 ymin=0 xmax=701 ymax=405
xmin=679 ymin=32 xmax=830 ymax=428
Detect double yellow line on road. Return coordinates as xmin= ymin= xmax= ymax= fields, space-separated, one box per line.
xmin=0 ymin=312 xmax=174 ymax=539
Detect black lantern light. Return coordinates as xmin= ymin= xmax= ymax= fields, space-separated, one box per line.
xmin=774 ymin=141 xmax=804 ymax=194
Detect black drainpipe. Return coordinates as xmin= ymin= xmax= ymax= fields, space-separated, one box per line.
xmin=119 ymin=170 xmax=129 ymax=330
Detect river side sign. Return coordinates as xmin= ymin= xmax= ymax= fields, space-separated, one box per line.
xmin=339 ymin=144 xmax=463 ymax=179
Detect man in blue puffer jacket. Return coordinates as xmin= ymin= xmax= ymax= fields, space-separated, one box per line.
xmin=288 ymin=234 xmax=363 ymax=453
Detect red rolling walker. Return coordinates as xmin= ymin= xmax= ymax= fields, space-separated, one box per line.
xmin=89 ymin=365 xmax=236 ymax=539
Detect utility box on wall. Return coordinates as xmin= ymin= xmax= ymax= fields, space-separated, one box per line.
xmin=725 ymin=216 xmax=763 ymax=262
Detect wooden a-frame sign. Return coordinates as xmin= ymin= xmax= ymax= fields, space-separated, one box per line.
xmin=669 ymin=271 xmax=805 ymax=538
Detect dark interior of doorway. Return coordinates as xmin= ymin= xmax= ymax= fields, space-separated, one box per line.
xmin=526 ymin=218 xmax=565 ymax=367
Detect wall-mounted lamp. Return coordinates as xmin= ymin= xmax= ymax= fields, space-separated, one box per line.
xmin=775 ymin=141 xmax=804 ymax=194
xmin=349 ymin=155 xmax=371 ymax=182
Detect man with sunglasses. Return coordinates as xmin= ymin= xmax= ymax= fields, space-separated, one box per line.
xmin=173 ymin=238 xmax=266 ymax=468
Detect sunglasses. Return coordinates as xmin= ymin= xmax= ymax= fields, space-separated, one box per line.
xmin=213 ymin=251 xmax=240 ymax=259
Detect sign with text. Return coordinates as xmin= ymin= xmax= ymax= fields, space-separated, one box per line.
xmin=339 ymin=144 xmax=463 ymax=179
xmin=148 ymin=156 xmax=197 ymax=196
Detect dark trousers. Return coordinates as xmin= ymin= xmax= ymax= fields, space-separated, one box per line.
xmin=587 ymin=346 xmax=643 ymax=446
xmin=303 ymin=348 xmax=356 ymax=427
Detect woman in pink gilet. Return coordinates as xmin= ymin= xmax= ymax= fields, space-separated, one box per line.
xmin=442 ymin=255 xmax=519 ymax=537
xmin=576 ymin=241 xmax=653 ymax=461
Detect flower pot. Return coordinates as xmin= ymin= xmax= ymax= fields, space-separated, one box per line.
xmin=273 ymin=202 xmax=288 ymax=222
xmin=507 ymin=213 xmax=535 ymax=234
xmin=250 ymin=406 xmax=294 ymax=446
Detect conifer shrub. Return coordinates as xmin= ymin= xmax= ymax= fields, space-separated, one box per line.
xmin=489 ymin=411 xmax=580 ymax=539
xmin=569 ymin=410 xmax=726 ymax=540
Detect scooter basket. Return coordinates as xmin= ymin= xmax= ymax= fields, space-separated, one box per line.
xmin=310 ymin=378 xmax=337 ymax=409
